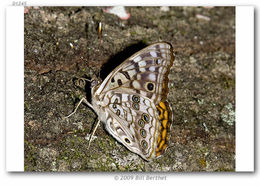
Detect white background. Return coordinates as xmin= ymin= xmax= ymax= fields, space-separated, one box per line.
xmin=0 ymin=0 xmax=258 ymax=185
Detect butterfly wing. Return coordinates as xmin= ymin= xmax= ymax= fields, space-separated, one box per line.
xmin=104 ymin=93 xmax=159 ymax=160
xmin=95 ymin=42 xmax=174 ymax=103
xmin=93 ymin=42 xmax=174 ymax=160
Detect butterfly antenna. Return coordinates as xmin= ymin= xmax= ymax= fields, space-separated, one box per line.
xmin=98 ymin=22 xmax=102 ymax=48
xmin=97 ymin=67 xmax=101 ymax=79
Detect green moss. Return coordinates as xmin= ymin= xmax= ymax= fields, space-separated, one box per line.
xmin=24 ymin=101 xmax=30 ymax=111
xmin=220 ymin=74 xmax=235 ymax=89
xmin=199 ymin=158 xmax=207 ymax=168
xmin=24 ymin=141 xmax=38 ymax=171
xmin=130 ymin=31 xmax=137 ymax=36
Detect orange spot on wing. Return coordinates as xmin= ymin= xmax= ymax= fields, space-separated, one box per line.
xmin=162 ymin=144 xmax=167 ymax=151
xmin=164 ymin=110 xmax=168 ymax=120
xmin=162 ymin=128 xmax=167 ymax=139
xmin=158 ymin=107 xmax=164 ymax=120
xmin=159 ymin=140 xmax=165 ymax=149
xmin=162 ymin=120 xmax=168 ymax=128
xmin=155 ymin=100 xmax=173 ymax=157
xmin=159 ymin=102 xmax=166 ymax=110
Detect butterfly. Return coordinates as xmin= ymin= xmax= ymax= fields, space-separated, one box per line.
xmin=66 ymin=42 xmax=175 ymax=161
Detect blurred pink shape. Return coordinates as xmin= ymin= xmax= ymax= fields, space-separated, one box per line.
xmin=104 ymin=6 xmax=130 ymax=20
xmin=196 ymin=14 xmax=210 ymax=21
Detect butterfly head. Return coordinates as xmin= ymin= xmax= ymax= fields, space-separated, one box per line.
xmin=90 ymin=75 xmax=102 ymax=92
xmin=90 ymin=76 xmax=100 ymax=88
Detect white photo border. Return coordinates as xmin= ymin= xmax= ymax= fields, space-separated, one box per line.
xmin=5 ymin=5 xmax=254 ymax=172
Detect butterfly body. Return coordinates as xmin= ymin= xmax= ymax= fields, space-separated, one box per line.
xmin=89 ymin=42 xmax=174 ymax=161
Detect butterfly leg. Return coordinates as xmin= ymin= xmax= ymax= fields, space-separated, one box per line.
xmin=64 ymin=97 xmax=94 ymax=118
xmin=87 ymin=119 xmax=101 ymax=149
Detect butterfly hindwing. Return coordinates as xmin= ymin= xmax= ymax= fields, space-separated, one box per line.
xmin=104 ymin=93 xmax=160 ymax=160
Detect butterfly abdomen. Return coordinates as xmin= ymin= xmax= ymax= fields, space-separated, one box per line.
xmin=155 ymin=101 xmax=173 ymax=157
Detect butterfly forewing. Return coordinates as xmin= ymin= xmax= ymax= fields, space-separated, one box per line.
xmin=96 ymin=42 xmax=174 ymax=104
xmin=92 ymin=42 xmax=174 ymax=160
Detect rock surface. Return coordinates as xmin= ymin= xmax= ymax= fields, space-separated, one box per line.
xmin=24 ymin=7 xmax=235 ymax=172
